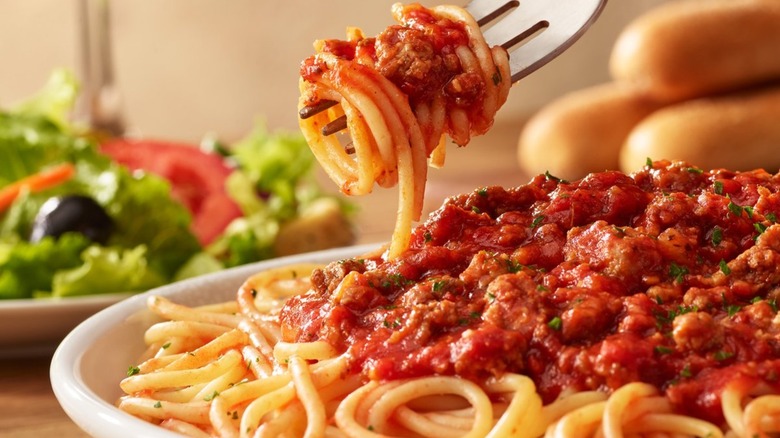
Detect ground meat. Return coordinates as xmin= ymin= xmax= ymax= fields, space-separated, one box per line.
xmin=443 ymin=71 xmax=485 ymax=108
xmin=565 ymin=220 xmax=664 ymax=290
xmin=281 ymin=160 xmax=780 ymax=422
xmin=560 ymin=291 xmax=622 ymax=342
xmin=374 ymin=26 xmax=453 ymax=104
xmin=672 ymin=312 xmax=723 ymax=352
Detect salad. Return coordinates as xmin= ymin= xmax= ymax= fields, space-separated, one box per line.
xmin=0 ymin=69 xmax=354 ymax=300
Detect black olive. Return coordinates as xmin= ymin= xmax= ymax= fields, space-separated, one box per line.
xmin=29 ymin=195 xmax=114 ymax=244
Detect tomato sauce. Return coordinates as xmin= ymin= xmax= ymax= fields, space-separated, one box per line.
xmin=280 ymin=160 xmax=780 ymax=423
xmin=299 ymin=4 xmax=485 ymax=114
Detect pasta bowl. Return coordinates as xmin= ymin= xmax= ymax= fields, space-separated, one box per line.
xmin=50 ymin=243 xmax=377 ymax=438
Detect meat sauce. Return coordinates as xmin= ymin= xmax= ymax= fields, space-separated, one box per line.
xmin=299 ymin=4 xmax=484 ymax=116
xmin=280 ymin=161 xmax=780 ymax=423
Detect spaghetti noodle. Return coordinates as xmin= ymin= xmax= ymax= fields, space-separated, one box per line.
xmin=297 ymin=3 xmax=511 ymax=258
xmin=119 ymin=161 xmax=780 ymax=437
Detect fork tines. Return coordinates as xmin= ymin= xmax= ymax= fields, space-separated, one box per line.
xmin=478 ymin=0 xmax=607 ymax=82
xmin=299 ymin=99 xmax=338 ymax=119
xmin=465 ymin=0 xmax=518 ymax=26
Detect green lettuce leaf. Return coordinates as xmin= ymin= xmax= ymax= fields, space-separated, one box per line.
xmin=0 ymin=70 xmax=201 ymax=299
xmin=0 ymin=70 xmax=355 ymax=299
xmin=48 ymin=245 xmax=166 ymax=298
xmin=0 ymin=234 xmax=90 ymax=299
xmin=12 ymin=68 xmax=80 ymax=131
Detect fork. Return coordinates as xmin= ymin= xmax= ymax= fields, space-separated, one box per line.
xmin=301 ymin=0 xmax=608 ymax=134
xmin=469 ymin=0 xmax=607 ymax=82
xmin=77 ymin=0 xmax=125 ymax=137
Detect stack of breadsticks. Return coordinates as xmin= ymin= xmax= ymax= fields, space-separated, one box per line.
xmin=518 ymin=0 xmax=780 ymax=180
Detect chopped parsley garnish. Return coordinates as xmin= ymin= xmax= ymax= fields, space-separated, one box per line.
xmin=719 ymin=293 xmax=741 ymax=316
xmin=654 ymin=345 xmax=673 ymax=355
xmin=127 ymin=365 xmax=140 ymax=377
xmin=154 ymin=401 xmax=162 ymax=408
xmin=162 ymin=342 xmax=171 ymax=350
xmin=744 ymin=205 xmax=754 ymax=218
xmin=646 ymin=157 xmax=653 ymax=167
xmin=506 ymin=259 xmax=523 ymax=273
xmin=713 ymin=180 xmax=724 ymax=195
xmin=714 ymin=350 xmax=734 ymax=361
xmin=728 ymin=201 xmax=744 ymax=217
xmin=423 ymin=230 xmax=432 ymax=243
xmin=432 ymin=280 xmax=446 ymax=293
xmin=477 ymin=187 xmax=488 ymax=197
xmin=531 ymin=215 xmax=545 ymax=228
xmin=204 ymin=390 xmax=220 ymax=401
xmin=754 ymin=222 xmax=767 ymax=234
xmin=471 ymin=206 xmax=481 ymax=214
xmin=767 ymin=212 xmax=777 ymax=223
xmin=680 ymin=365 xmax=692 ymax=378
xmin=384 ymin=318 xmax=402 ymax=329
xmin=384 ymin=273 xmax=411 ymax=288
xmin=719 ymin=260 xmax=731 ymax=275
xmin=669 ymin=263 xmax=688 ymax=283
xmin=547 ymin=316 xmax=562 ymax=331
xmin=655 ymin=305 xmax=699 ymax=326
xmin=711 ymin=226 xmax=723 ymax=246
xmin=687 ymin=167 xmax=703 ymax=174
xmin=544 ymin=171 xmax=567 ymax=184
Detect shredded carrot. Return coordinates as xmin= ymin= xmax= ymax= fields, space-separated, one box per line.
xmin=0 ymin=162 xmax=77 ymax=212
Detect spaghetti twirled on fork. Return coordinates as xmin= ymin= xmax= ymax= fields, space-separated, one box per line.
xmin=297 ymin=3 xmax=511 ymax=258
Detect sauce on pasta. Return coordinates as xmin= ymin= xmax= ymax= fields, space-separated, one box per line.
xmin=298 ymin=3 xmax=511 ymax=258
xmin=281 ymin=160 xmax=780 ymax=425
xmin=117 ymin=3 xmax=780 ymax=436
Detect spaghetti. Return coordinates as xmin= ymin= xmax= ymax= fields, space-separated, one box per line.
xmin=297 ymin=3 xmax=511 ymax=258
xmin=119 ymin=161 xmax=780 ymax=437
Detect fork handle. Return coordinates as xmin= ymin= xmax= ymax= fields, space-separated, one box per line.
xmin=77 ymin=0 xmax=125 ymax=136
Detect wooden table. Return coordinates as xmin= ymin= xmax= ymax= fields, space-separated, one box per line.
xmin=0 ymin=122 xmax=525 ymax=437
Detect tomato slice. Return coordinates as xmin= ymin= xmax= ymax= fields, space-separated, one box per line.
xmin=100 ymin=139 xmax=242 ymax=245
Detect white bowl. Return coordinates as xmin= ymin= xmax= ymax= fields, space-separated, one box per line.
xmin=50 ymin=243 xmax=378 ymax=438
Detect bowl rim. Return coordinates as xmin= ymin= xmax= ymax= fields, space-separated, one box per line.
xmin=50 ymin=243 xmax=380 ymax=438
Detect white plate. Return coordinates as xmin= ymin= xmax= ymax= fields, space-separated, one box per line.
xmin=50 ymin=243 xmax=377 ymax=438
xmin=0 ymin=292 xmax=132 ymax=358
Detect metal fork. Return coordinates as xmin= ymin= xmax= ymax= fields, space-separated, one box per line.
xmin=304 ymin=0 xmax=608 ymax=134
xmin=467 ymin=0 xmax=607 ymax=82
xmin=77 ymin=0 xmax=125 ymax=137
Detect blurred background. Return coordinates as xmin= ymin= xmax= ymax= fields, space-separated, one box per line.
xmin=0 ymin=0 xmax=667 ymax=142
xmin=0 ymin=0 xmax=669 ymax=240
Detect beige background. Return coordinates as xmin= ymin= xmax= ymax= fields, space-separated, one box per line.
xmin=0 ymin=0 xmax=669 ymax=240
xmin=1 ymin=0 xmax=667 ymax=143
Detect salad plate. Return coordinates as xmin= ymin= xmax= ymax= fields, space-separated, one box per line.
xmin=0 ymin=292 xmax=131 ymax=357
xmin=1 ymin=70 xmax=355 ymax=357
xmin=50 ymin=243 xmax=377 ymax=438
